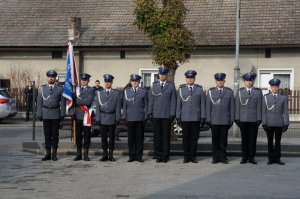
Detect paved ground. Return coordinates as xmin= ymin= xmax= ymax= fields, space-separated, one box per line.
xmin=1 ymin=120 xmax=300 ymax=199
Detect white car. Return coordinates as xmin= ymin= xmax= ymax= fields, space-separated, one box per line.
xmin=0 ymin=89 xmax=17 ymax=121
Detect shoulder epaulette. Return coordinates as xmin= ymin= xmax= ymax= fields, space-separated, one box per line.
xmin=41 ymin=84 xmax=46 ymax=87
xmin=239 ymin=87 xmax=244 ymax=91
xmin=194 ymin=84 xmax=202 ymax=88
xmin=253 ymin=87 xmax=262 ymax=91
xmin=209 ymin=87 xmax=215 ymax=90
xmin=179 ymin=84 xmax=186 ymax=88
xmin=224 ymin=87 xmax=232 ymax=91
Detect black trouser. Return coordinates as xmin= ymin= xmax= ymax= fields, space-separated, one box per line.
xmin=211 ymin=125 xmax=229 ymax=161
xmin=127 ymin=121 xmax=144 ymax=160
xmin=152 ymin=118 xmax=171 ymax=160
xmin=239 ymin=122 xmax=258 ymax=160
xmin=25 ymin=99 xmax=33 ymax=119
xmin=101 ymin=124 xmax=116 ymax=150
xmin=266 ymin=127 xmax=283 ymax=161
xmin=182 ymin=121 xmax=200 ymax=160
xmin=75 ymin=120 xmax=91 ymax=149
xmin=43 ymin=119 xmax=60 ymax=150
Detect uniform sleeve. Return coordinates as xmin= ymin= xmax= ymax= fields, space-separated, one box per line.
xmin=205 ymin=91 xmax=212 ymax=122
xmin=257 ymin=90 xmax=263 ymax=121
xmin=176 ymin=89 xmax=182 ymax=119
xmin=122 ymin=90 xmax=127 ymax=120
xmin=76 ymin=89 xmax=95 ymax=106
xmin=116 ymin=92 xmax=121 ymax=122
xmin=230 ymin=90 xmax=235 ymax=122
xmin=148 ymin=88 xmax=153 ymax=115
xmin=37 ymin=87 xmax=43 ymax=117
xmin=144 ymin=90 xmax=148 ymax=120
xmin=201 ymin=89 xmax=206 ymax=119
xmin=170 ymin=84 xmax=177 ymax=116
xmin=235 ymin=91 xmax=240 ymax=120
xmin=262 ymin=95 xmax=267 ymax=125
xmin=95 ymin=91 xmax=100 ymax=122
xmin=283 ymin=96 xmax=289 ymax=126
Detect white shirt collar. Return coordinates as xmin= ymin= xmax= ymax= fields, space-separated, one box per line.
xmin=159 ymin=80 xmax=166 ymax=84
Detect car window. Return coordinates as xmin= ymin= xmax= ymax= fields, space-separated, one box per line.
xmin=0 ymin=90 xmax=12 ymax=98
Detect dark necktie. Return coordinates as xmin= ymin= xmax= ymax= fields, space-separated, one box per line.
xmin=219 ymin=89 xmax=222 ymax=94
xmin=50 ymin=86 xmax=53 ymax=91
xmin=248 ymin=90 xmax=251 ymax=95
xmin=134 ymin=88 xmax=137 ymax=93
xmin=107 ymin=90 xmax=109 ymax=95
xmin=274 ymin=94 xmax=277 ymax=99
xmin=161 ymin=83 xmax=164 ymax=89
xmin=189 ymin=87 xmax=192 ymax=92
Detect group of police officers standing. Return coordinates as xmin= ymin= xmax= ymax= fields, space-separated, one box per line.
xmin=37 ymin=67 xmax=289 ymax=165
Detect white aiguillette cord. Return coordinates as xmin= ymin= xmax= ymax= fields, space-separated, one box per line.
xmin=264 ymin=95 xmax=275 ymax=110
xmin=209 ymin=89 xmax=221 ymax=105
xmin=239 ymin=90 xmax=249 ymax=106
xmin=179 ymin=87 xmax=191 ymax=102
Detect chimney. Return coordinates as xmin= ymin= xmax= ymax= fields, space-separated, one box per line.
xmin=68 ymin=17 xmax=81 ymax=41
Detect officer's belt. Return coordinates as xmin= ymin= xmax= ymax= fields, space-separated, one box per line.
xmin=100 ymin=110 xmax=116 ymax=114
xmin=43 ymin=105 xmax=60 ymax=109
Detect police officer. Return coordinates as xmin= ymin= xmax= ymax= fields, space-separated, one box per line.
xmin=176 ymin=70 xmax=206 ymax=163
xmin=96 ymin=74 xmax=121 ymax=162
xmin=37 ymin=70 xmax=66 ymax=161
xmin=235 ymin=72 xmax=262 ymax=164
xmin=123 ymin=74 xmax=148 ymax=162
xmin=73 ymin=73 xmax=95 ymax=161
xmin=262 ymin=79 xmax=289 ymax=165
xmin=148 ymin=67 xmax=176 ymax=163
xmin=206 ymin=73 xmax=234 ymax=164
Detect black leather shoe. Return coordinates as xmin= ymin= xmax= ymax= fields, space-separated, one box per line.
xmin=52 ymin=148 xmax=58 ymax=161
xmin=41 ymin=149 xmax=51 ymax=161
xmin=83 ymin=148 xmax=90 ymax=161
xmin=212 ymin=160 xmax=218 ymax=164
xmin=108 ymin=150 xmax=115 ymax=162
xmin=240 ymin=158 xmax=248 ymax=164
xmin=136 ymin=158 xmax=144 ymax=163
xmin=267 ymin=160 xmax=274 ymax=165
xmin=221 ymin=159 xmax=229 ymax=164
xmin=249 ymin=159 xmax=257 ymax=164
xmin=183 ymin=159 xmax=189 ymax=163
xmin=162 ymin=159 xmax=168 ymax=163
xmin=191 ymin=159 xmax=198 ymax=163
xmin=152 ymin=156 xmax=157 ymax=160
xmin=275 ymin=160 xmax=285 ymax=165
xmin=156 ymin=159 xmax=162 ymax=163
xmin=100 ymin=149 xmax=108 ymax=161
xmin=74 ymin=149 xmax=82 ymax=161
xmin=128 ymin=158 xmax=135 ymax=162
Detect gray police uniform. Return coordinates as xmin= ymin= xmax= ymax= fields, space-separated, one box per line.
xmin=96 ymin=89 xmax=121 ymax=150
xmin=206 ymin=87 xmax=234 ymax=162
xmin=262 ymin=92 xmax=289 ymax=162
xmin=148 ymin=80 xmax=176 ymax=161
xmin=176 ymin=84 xmax=205 ymax=162
xmin=74 ymin=86 xmax=95 ymax=150
xmin=235 ymin=87 xmax=263 ymax=161
xmin=37 ymin=84 xmax=66 ymax=150
xmin=123 ymin=87 xmax=148 ymax=161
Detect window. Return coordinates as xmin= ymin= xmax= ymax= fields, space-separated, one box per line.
xmin=120 ymin=50 xmax=125 ymax=59
xmin=258 ymin=69 xmax=294 ymax=94
xmin=139 ymin=69 xmax=159 ymax=89
xmin=52 ymin=51 xmax=63 ymax=59
xmin=57 ymin=74 xmax=66 ymax=85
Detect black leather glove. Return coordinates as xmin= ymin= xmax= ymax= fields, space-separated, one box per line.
xmin=262 ymin=124 xmax=269 ymax=132
xmin=257 ymin=120 xmax=262 ymax=127
xmin=115 ymin=120 xmax=120 ymax=126
xmin=235 ymin=120 xmax=240 ymax=127
xmin=176 ymin=118 xmax=182 ymax=126
xmin=148 ymin=113 xmax=153 ymax=119
xmin=72 ymin=93 xmax=77 ymax=102
xmin=70 ymin=114 xmax=76 ymax=121
xmin=282 ymin=125 xmax=288 ymax=133
xmin=38 ymin=116 xmax=43 ymax=121
xmin=229 ymin=122 xmax=233 ymax=129
xmin=206 ymin=121 xmax=211 ymax=128
xmin=200 ymin=118 xmax=206 ymax=127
